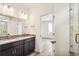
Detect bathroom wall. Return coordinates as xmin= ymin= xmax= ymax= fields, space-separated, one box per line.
xmin=0 ymin=3 xmax=70 ymax=55
xmin=29 ymin=4 xmax=53 ymax=52
xmin=0 ymin=3 xmax=30 ymax=34
xmin=54 ymin=4 xmax=70 ymax=56
xmin=29 ymin=4 xmax=70 ymax=56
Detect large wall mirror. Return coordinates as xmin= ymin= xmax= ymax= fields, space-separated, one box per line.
xmin=0 ymin=15 xmax=8 ymax=36
xmin=0 ymin=14 xmax=26 ymax=36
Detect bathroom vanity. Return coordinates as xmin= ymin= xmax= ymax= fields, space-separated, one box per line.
xmin=0 ymin=13 xmax=35 ymax=56
xmin=0 ymin=35 xmax=35 ymax=56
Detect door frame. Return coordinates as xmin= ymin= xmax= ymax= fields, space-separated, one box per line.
xmin=40 ymin=12 xmax=56 ymax=55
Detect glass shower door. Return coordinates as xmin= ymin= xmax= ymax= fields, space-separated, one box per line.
xmin=70 ymin=3 xmax=79 ymax=56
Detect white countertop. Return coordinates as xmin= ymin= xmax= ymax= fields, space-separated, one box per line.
xmin=0 ymin=35 xmax=35 ymax=45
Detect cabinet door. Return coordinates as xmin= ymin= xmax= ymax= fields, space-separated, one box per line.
xmin=1 ymin=49 xmax=12 ymax=56
xmin=29 ymin=38 xmax=35 ymax=53
xmin=0 ymin=40 xmax=23 ymax=56
xmin=24 ymin=41 xmax=29 ymax=56
xmin=12 ymin=45 xmax=23 ymax=56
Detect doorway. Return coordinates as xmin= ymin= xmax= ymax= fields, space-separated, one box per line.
xmin=40 ymin=13 xmax=56 ymax=56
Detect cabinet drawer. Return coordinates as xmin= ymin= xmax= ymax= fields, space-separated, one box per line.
xmin=0 ymin=45 xmax=23 ymax=56
xmin=29 ymin=40 xmax=35 ymax=47
xmin=0 ymin=40 xmax=23 ymax=51
xmin=24 ymin=37 xmax=35 ymax=43
xmin=24 ymin=38 xmax=31 ymax=43
xmin=12 ymin=45 xmax=23 ymax=56
xmin=0 ymin=48 xmax=12 ymax=56
xmin=24 ymin=43 xmax=29 ymax=55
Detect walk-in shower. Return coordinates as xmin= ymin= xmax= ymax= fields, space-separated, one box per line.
xmin=69 ymin=3 xmax=79 ymax=56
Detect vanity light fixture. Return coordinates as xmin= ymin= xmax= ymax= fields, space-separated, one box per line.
xmin=2 ymin=4 xmax=14 ymax=12
xmin=20 ymin=11 xmax=28 ymax=18
xmin=21 ymin=12 xmax=25 ymax=15
xmin=9 ymin=6 xmax=14 ymax=12
xmin=20 ymin=11 xmax=25 ymax=15
xmin=2 ymin=4 xmax=8 ymax=9
xmin=2 ymin=19 xmax=8 ymax=22
xmin=0 ymin=19 xmax=2 ymax=21
xmin=24 ymin=14 xmax=28 ymax=17
xmin=0 ymin=22 xmax=4 ymax=24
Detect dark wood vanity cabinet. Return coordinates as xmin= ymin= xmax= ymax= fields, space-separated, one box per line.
xmin=0 ymin=40 xmax=23 ymax=56
xmin=11 ymin=45 xmax=23 ymax=56
xmin=24 ymin=37 xmax=35 ymax=56
xmin=0 ymin=47 xmax=12 ymax=56
xmin=29 ymin=37 xmax=35 ymax=53
xmin=24 ymin=40 xmax=30 ymax=55
xmin=0 ymin=45 xmax=23 ymax=56
xmin=0 ymin=37 xmax=35 ymax=56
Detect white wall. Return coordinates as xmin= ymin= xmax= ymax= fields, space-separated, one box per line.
xmin=54 ymin=4 xmax=70 ymax=56
xmin=29 ymin=4 xmax=70 ymax=56
xmin=29 ymin=5 xmax=53 ymax=52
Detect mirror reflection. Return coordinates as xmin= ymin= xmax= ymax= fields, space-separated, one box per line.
xmin=0 ymin=14 xmax=25 ymax=36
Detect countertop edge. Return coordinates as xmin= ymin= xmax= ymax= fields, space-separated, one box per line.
xmin=0 ymin=35 xmax=35 ymax=45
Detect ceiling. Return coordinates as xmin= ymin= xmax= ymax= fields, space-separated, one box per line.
xmin=4 ymin=3 xmax=68 ymax=13
xmin=5 ymin=3 xmax=54 ymax=10
xmin=22 ymin=3 xmax=54 ymax=9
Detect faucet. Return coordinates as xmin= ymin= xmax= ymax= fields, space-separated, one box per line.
xmin=6 ymin=33 xmax=12 ymax=39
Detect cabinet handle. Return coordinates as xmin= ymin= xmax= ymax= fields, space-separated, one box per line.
xmin=75 ymin=33 xmax=79 ymax=44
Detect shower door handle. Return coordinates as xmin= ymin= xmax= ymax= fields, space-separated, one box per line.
xmin=75 ymin=33 xmax=79 ymax=44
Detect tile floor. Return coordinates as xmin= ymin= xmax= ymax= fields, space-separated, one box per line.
xmin=30 ymin=51 xmax=48 ymax=56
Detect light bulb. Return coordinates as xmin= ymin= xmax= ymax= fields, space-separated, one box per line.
xmin=9 ymin=7 xmax=14 ymax=11
xmin=3 ymin=19 xmax=8 ymax=22
xmin=25 ymin=14 xmax=28 ymax=17
xmin=3 ymin=4 xmax=8 ymax=9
